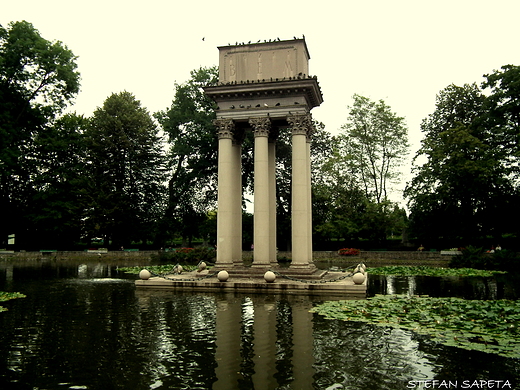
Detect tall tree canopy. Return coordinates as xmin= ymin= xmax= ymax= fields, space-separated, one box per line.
xmin=85 ymin=91 xmax=167 ymax=247
xmin=405 ymin=80 xmax=519 ymax=243
xmin=313 ymin=138 xmax=407 ymax=246
xmin=0 ymin=21 xmax=80 ymax=116
xmin=311 ymin=95 xmax=409 ymax=246
xmin=482 ymin=65 xmax=520 ymax=178
xmin=27 ymin=113 xmax=89 ymax=247
xmin=338 ymin=94 xmax=409 ymax=203
xmin=155 ymin=66 xmax=219 ymax=245
xmin=0 ymin=20 xmax=80 ymax=247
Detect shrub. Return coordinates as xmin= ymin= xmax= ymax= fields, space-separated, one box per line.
xmin=338 ymin=248 xmax=360 ymax=256
xmin=450 ymin=246 xmax=485 ymax=269
xmin=490 ymin=249 xmax=520 ymax=273
xmin=152 ymin=247 xmax=216 ymax=264
xmin=450 ymin=245 xmax=519 ymax=272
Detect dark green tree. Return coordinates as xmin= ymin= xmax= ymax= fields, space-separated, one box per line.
xmin=85 ymin=91 xmax=167 ymax=248
xmin=405 ymin=83 xmax=516 ymax=243
xmin=482 ymin=65 xmax=520 ymax=178
xmin=265 ymin=121 xmax=334 ymax=250
xmin=312 ymin=172 xmax=367 ymax=245
xmin=27 ymin=113 xmax=88 ymax=247
xmin=311 ymin=95 xmax=409 ymax=247
xmin=313 ymin=141 xmax=407 ymax=246
xmin=0 ymin=21 xmax=80 ymax=247
xmin=155 ymin=66 xmax=220 ymax=246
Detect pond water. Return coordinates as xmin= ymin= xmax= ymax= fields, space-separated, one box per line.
xmin=0 ymin=259 xmax=518 ymax=390
xmin=366 ymin=273 xmax=520 ymax=300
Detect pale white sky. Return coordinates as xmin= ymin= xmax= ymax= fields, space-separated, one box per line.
xmin=3 ymin=0 xmax=520 ymax=201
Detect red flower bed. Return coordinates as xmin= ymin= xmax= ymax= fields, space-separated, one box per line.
xmin=176 ymin=247 xmax=194 ymax=253
xmin=338 ymin=248 xmax=360 ymax=256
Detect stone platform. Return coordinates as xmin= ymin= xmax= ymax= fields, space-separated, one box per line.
xmin=135 ymin=268 xmax=367 ymax=297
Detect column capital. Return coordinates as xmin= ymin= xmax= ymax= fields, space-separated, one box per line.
xmin=214 ymin=118 xmax=235 ymax=140
xmin=249 ymin=117 xmax=271 ymax=137
xmin=288 ymin=113 xmax=312 ymax=137
xmin=306 ymin=123 xmax=315 ymax=143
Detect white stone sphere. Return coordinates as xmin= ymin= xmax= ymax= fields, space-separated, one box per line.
xmin=217 ymin=270 xmax=229 ymax=282
xmin=264 ymin=271 xmax=276 ymax=283
xmin=352 ymin=272 xmax=366 ymax=285
xmin=139 ymin=269 xmax=151 ymax=280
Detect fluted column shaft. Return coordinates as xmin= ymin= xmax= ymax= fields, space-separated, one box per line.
xmin=232 ymin=137 xmax=243 ymax=264
xmin=215 ymin=119 xmax=237 ymax=266
xmin=306 ymin=132 xmax=313 ymax=262
xmin=289 ymin=114 xmax=312 ymax=267
xmin=250 ymin=117 xmax=271 ymax=266
xmin=268 ymin=140 xmax=277 ymax=265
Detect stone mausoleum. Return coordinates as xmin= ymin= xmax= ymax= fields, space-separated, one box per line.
xmin=204 ymin=38 xmax=323 ymax=277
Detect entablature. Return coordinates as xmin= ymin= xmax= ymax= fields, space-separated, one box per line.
xmin=204 ymin=77 xmax=323 ymax=111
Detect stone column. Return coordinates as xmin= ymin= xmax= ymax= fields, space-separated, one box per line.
xmin=249 ymin=117 xmax=271 ymax=267
xmin=268 ymin=138 xmax=277 ymax=265
xmin=232 ymin=135 xmax=243 ymax=264
xmin=288 ymin=114 xmax=312 ymax=268
xmin=215 ymin=119 xmax=236 ymax=267
xmin=306 ymin=129 xmax=313 ymax=263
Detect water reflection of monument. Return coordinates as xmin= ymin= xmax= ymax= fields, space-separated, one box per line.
xmin=136 ymin=291 xmax=314 ymax=389
xmin=204 ymin=38 xmax=323 ymax=275
xmin=213 ymin=295 xmax=314 ymax=389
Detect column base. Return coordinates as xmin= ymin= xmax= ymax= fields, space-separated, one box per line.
xmin=288 ymin=263 xmax=318 ymax=273
xmin=213 ymin=260 xmax=235 ymax=269
xmin=251 ymin=262 xmax=271 ymax=268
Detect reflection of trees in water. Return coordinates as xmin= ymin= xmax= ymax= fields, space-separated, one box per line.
xmin=136 ymin=294 xmax=218 ymax=389
xmin=0 ymin=279 xmax=168 ymax=389
xmin=312 ymin=309 xmax=520 ymax=389
xmin=312 ymin=318 xmax=436 ymax=389
xmin=417 ymin=337 xmax=520 ymax=384
xmin=369 ymin=274 xmax=516 ymax=300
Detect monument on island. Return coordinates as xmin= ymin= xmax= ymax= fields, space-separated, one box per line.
xmin=204 ymin=37 xmax=324 ymax=277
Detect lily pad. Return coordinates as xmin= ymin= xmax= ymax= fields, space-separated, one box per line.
xmin=366 ymin=266 xmax=505 ymax=277
xmin=311 ymin=295 xmax=520 ymax=358
xmin=0 ymin=291 xmax=26 ymax=312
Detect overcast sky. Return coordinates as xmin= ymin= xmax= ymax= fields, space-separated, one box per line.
xmin=3 ymin=0 xmax=520 ymax=200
